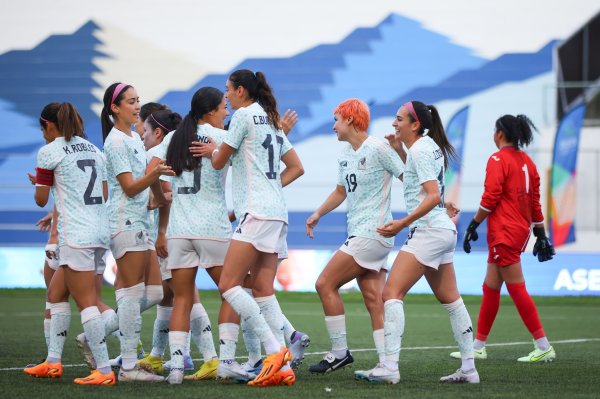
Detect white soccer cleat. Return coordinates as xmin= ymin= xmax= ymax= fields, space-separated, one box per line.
xmin=289 ymin=331 xmax=310 ymax=369
xmin=517 ymin=345 xmax=555 ymax=363
xmin=450 ymin=346 xmax=487 ymax=360
xmin=75 ymin=333 xmax=96 ymax=369
xmin=217 ymin=360 xmax=253 ymax=382
xmin=366 ymin=365 xmax=400 ymax=384
xmin=354 ymin=363 xmax=380 ymax=380
xmin=440 ymin=368 xmax=480 ymax=383
xmin=118 ymin=364 xmax=165 ymax=382
xmin=166 ymin=368 xmax=184 ymax=384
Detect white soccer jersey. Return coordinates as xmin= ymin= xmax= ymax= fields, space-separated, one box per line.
xmin=337 ymin=136 xmax=404 ymax=246
xmin=156 ymin=125 xmax=232 ymax=240
xmin=146 ymin=145 xmax=162 ymax=243
xmin=36 ymin=136 xmax=109 ymax=248
xmin=104 ymin=127 xmax=150 ymax=234
xmin=403 ymin=135 xmax=455 ymax=231
xmin=224 ymin=103 xmax=292 ymax=223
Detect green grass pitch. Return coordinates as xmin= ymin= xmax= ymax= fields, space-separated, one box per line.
xmin=1 ymin=288 xmax=599 ymax=398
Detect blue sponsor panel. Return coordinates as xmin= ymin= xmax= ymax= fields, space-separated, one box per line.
xmin=1 ymin=247 xmax=598 ymax=296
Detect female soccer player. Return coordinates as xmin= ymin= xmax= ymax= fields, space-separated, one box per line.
xmin=195 ymin=69 xmax=304 ymax=387
xmin=24 ymin=102 xmax=115 ymax=385
xmin=456 ymin=114 xmax=556 ymax=363
xmin=305 ymin=98 xmax=404 ymax=374
xmin=367 ymin=101 xmax=479 ymax=384
xmin=101 ymin=82 xmax=174 ymax=382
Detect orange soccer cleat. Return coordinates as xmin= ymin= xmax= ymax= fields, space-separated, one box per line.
xmin=248 ymin=346 xmax=292 ymax=386
xmin=250 ymin=367 xmax=295 ymax=387
xmin=24 ymin=361 xmax=63 ymax=378
xmin=74 ymin=369 xmax=116 ymax=385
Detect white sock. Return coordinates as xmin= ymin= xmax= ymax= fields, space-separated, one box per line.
xmin=373 ymin=328 xmax=385 ymax=364
xmin=81 ymin=306 xmax=110 ymax=373
xmin=255 ymin=295 xmax=285 ymax=346
xmin=101 ymin=308 xmax=119 ymax=337
xmin=282 ymin=315 xmax=295 ymax=344
xmin=535 ymin=337 xmax=550 ymax=351
xmin=116 ymin=283 xmax=145 ymax=370
xmin=222 ymin=286 xmax=280 ymax=354
xmin=190 ymin=303 xmax=217 ymax=361
xmin=241 ymin=288 xmax=262 ymax=364
xmin=473 ymin=339 xmax=486 ymax=350
xmin=443 ymin=298 xmax=475 ymax=371
xmin=383 ymin=299 xmax=403 ymax=370
xmin=324 ymin=315 xmax=347 ymax=358
xmin=47 ymin=302 xmax=71 ymax=362
xmin=140 ymin=285 xmax=163 ymax=313
xmin=168 ymin=331 xmax=188 ymax=371
xmin=150 ymin=305 xmax=172 ymax=358
xmin=218 ymin=323 xmax=239 ymax=361
xmin=44 ymin=318 xmax=51 ymax=349
xmin=184 ymin=329 xmax=191 ymax=357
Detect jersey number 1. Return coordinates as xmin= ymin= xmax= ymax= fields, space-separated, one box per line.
xmin=77 ymin=159 xmax=102 ymax=205
xmin=521 ymin=164 xmax=530 ymax=193
xmin=262 ymin=133 xmax=284 ymax=179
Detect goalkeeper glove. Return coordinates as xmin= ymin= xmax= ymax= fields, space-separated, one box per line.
xmin=463 ymin=219 xmax=480 ymax=254
xmin=532 ymin=226 xmax=555 ymax=262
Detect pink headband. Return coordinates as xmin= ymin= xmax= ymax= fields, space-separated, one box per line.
xmin=111 ymin=83 xmax=128 ymax=104
xmin=403 ymin=101 xmax=420 ymax=125
xmin=40 ymin=115 xmax=51 ymax=124
xmin=150 ymin=113 xmax=169 ymax=132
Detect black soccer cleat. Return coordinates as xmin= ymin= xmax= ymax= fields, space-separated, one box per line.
xmin=309 ymin=350 xmax=354 ymax=373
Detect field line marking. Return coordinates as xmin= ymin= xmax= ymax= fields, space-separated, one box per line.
xmin=2 ymin=337 xmax=599 ymax=372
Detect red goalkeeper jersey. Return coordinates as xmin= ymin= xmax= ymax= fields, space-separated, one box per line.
xmin=480 ymin=147 xmax=544 ymax=250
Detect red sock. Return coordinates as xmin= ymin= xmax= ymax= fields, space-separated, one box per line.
xmin=475 ymin=283 xmax=501 ymax=341
xmin=506 ymin=282 xmax=545 ymax=339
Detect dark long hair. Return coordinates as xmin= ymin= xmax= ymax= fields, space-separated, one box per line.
xmin=495 ymin=114 xmax=536 ymax=149
xmin=40 ymin=102 xmax=86 ymax=142
xmin=229 ymin=69 xmax=280 ymax=129
xmin=407 ymin=101 xmax=457 ymax=169
xmin=147 ymin=110 xmax=182 ymax=136
xmin=167 ymin=87 xmax=224 ymax=176
xmin=101 ymin=82 xmax=133 ymax=142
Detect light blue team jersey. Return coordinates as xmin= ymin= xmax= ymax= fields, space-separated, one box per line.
xmin=36 ymin=136 xmax=110 ymax=248
xmin=403 ymin=135 xmax=455 ymax=231
xmin=337 ymin=136 xmax=404 ymax=246
xmin=224 ymin=102 xmax=292 ymax=223
xmin=154 ymin=125 xmax=232 ymax=240
xmin=146 ymin=145 xmax=161 ymax=243
xmin=104 ymin=127 xmax=150 ymax=234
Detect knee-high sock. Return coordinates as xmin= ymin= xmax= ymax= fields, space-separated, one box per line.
xmin=443 ymin=297 xmax=475 ymax=371
xmin=222 ymin=286 xmax=280 ymax=354
xmin=116 ymin=283 xmax=145 ymax=370
xmin=47 ymin=302 xmax=71 ymax=363
xmin=506 ymin=282 xmax=545 ymax=339
xmin=102 ymin=308 xmax=119 ymax=337
xmin=140 ymin=285 xmax=163 ymax=313
xmin=168 ymin=331 xmax=188 ymax=371
xmin=373 ymin=329 xmax=385 ymax=364
xmin=81 ymin=306 xmax=110 ymax=373
xmin=324 ymin=315 xmax=347 ymax=358
xmin=475 ymin=283 xmax=501 ymax=342
xmin=44 ymin=301 xmax=51 ymax=349
xmin=383 ymin=299 xmax=403 ymax=369
xmin=190 ymin=303 xmax=217 ymax=361
xmin=218 ymin=323 xmax=239 ymax=361
xmin=255 ymin=295 xmax=285 ymax=346
xmin=241 ymin=288 xmax=262 ymax=364
xmin=150 ymin=305 xmax=172 ymax=357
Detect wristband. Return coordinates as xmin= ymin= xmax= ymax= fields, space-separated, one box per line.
xmin=45 ymin=243 xmax=58 ymax=252
xmin=211 ymin=148 xmax=219 ymax=158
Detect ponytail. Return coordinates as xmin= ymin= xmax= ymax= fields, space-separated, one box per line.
xmin=167 ymin=87 xmax=224 ymax=176
xmin=406 ymin=101 xmax=457 ymax=169
xmin=101 ymin=82 xmax=132 ymax=142
xmin=495 ymin=114 xmax=536 ymax=149
xmin=40 ymin=102 xmax=85 ymax=142
xmin=229 ymin=69 xmax=280 ymax=128
xmin=147 ymin=110 xmax=182 ymax=136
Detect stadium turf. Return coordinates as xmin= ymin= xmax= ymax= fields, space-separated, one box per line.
xmin=1 ymin=288 xmax=599 ymax=398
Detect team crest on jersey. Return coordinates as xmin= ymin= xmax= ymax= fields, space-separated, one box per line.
xmin=358 ymin=157 xmax=366 ymax=170
xmin=340 ymin=160 xmax=348 ymax=168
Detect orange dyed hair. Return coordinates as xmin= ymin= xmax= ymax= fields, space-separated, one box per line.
xmin=334 ymin=98 xmax=370 ymax=132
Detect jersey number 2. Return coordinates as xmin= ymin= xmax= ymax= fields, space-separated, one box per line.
xmin=178 ymin=164 xmax=201 ymax=194
xmin=77 ymin=159 xmax=102 ymax=205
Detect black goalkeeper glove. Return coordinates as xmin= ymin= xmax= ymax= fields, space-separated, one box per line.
xmin=532 ymin=226 xmax=555 ymax=262
xmin=463 ymin=219 xmax=480 ymax=254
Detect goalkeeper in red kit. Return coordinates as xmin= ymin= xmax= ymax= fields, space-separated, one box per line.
xmin=451 ymin=114 xmax=556 ymax=363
